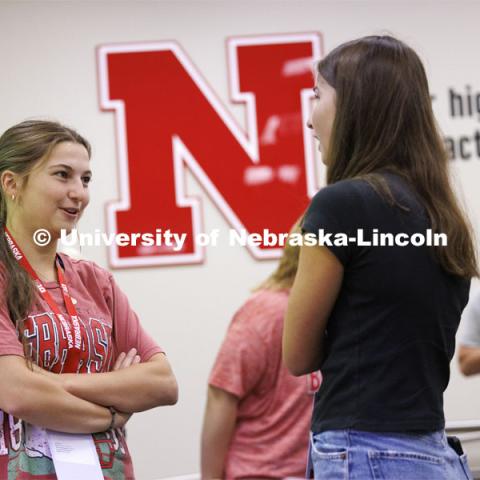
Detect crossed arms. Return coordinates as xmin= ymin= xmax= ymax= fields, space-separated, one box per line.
xmin=0 ymin=348 xmax=178 ymax=434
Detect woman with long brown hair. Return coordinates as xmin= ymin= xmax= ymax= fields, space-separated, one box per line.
xmin=0 ymin=119 xmax=178 ymax=479
xmin=283 ymin=36 xmax=476 ymax=479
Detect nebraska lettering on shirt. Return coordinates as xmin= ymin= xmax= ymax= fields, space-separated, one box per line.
xmin=0 ymin=413 xmax=24 ymax=455
xmin=0 ymin=252 xmax=164 ymax=479
xmin=22 ymin=311 xmax=113 ymax=374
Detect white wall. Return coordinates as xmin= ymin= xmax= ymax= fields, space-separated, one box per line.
xmin=1 ymin=1 xmax=480 ymax=478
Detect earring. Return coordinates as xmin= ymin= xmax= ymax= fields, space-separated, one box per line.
xmin=11 ymin=195 xmax=15 ymax=201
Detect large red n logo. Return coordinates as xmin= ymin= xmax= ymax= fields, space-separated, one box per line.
xmin=97 ymin=33 xmax=323 ymax=267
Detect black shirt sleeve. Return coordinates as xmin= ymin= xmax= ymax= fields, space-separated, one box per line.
xmin=302 ymin=180 xmax=365 ymax=267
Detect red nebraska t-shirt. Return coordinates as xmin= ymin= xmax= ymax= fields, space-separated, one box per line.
xmin=209 ymin=289 xmax=321 ymax=479
xmin=0 ymin=253 xmax=163 ymax=480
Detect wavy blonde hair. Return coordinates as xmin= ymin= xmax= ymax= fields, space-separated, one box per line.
xmin=255 ymin=219 xmax=302 ymax=291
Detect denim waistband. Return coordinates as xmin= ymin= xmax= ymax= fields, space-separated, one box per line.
xmin=312 ymin=429 xmax=448 ymax=453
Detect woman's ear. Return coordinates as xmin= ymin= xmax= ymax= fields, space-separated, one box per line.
xmin=0 ymin=170 xmax=20 ymax=200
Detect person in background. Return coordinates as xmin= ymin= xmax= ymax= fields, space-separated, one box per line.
xmin=201 ymin=222 xmax=321 ymax=480
xmin=283 ymin=35 xmax=477 ymax=479
xmin=0 ymin=120 xmax=178 ymax=479
xmin=458 ymin=292 xmax=480 ymax=376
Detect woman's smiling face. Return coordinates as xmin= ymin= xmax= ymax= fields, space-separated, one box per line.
xmin=12 ymin=141 xmax=91 ymax=239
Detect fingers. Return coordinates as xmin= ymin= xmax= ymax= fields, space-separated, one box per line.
xmin=123 ymin=348 xmax=137 ymax=368
xmin=113 ymin=348 xmax=141 ymax=371
xmin=113 ymin=352 xmax=126 ymax=371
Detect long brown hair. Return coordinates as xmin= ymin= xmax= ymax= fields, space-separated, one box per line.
xmin=256 ymin=220 xmax=301 ymax=291
xmin=0 ymin=120 xmax=91 ymax=347
xmin=318 ymin=35 xmax=478 ymax=278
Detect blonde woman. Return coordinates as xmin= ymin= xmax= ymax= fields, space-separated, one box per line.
xmin=201 ymin=222 xmax=321 ymax=479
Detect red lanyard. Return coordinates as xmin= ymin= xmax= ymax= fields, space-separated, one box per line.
xmin=4 ymin=227 xmax=82 ymax=370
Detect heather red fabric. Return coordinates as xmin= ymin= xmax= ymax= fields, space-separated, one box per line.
xmin=209 ymin=289 xmax=321 ymax=480
xmin=0 ymin=253 xmax=163 ymax=479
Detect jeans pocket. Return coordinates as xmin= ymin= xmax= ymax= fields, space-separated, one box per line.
xmin=367 ymin=450 xmax=444 ymax=480
xmin=310 ymin=438 xmax=348 ymax=480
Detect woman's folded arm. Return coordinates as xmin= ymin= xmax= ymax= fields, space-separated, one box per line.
xmin=0 ymin=354 xmax=113 ymax=433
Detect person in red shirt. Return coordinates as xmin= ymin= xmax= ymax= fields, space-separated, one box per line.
xmin=0 ymin=119 xmax=178 ymax=479
xmin=201 ymin=223 xmax=321 ymax=479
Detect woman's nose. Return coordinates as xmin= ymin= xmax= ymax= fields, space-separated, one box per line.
xmin=68 ymin=178 xmax=86 ymax=200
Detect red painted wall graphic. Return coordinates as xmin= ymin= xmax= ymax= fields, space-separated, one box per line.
xmin=97 ymin=33 xmax=323 ymax=267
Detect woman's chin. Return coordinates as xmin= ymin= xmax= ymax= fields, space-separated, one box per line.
xmin=49 ymin=225 xmax=73 ymax=241
xmin=319 ymin=146 xmax=331 ymax=166
xmin=59 ymin=226 xmax=74 ymax=238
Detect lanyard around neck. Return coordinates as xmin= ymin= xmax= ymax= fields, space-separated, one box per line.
xmin=4 ymin=227 xmax=82 ymax=369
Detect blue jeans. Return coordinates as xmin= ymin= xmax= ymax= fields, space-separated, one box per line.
xmin=307 ymin=429 xmax=473 ymax=479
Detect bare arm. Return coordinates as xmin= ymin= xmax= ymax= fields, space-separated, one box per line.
xmin=58 ymin=351 xmax=178 ymax=413
xmin=283 ymin=244 xmax=343 ymax=376
xmin=0 ymin=355 xmax=126 ymax=433
xmin=458 ymin=345 xmax=480 ymax=376
xmin=201 ymin=385 xmax=239 ymax=480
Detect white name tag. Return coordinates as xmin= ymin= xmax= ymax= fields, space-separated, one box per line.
xmin=47 ymin=431 xmax=104 ymax=480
